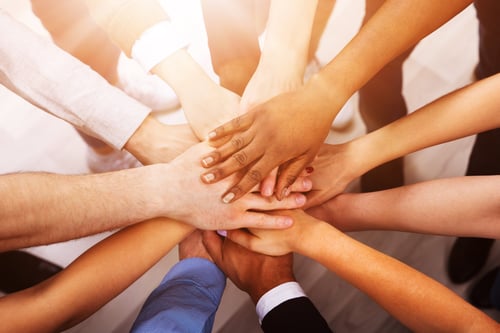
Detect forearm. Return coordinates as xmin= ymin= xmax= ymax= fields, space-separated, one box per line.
xmin=346 ymin=73 xmax=500 ymax=178
xmin=297 ymin=221 xmax=498 ymax=332
xmin=0 ymin=166 xmax=170 ymax=251
xmin=305 ymin=0 xmax=472 ymax=108
xmin=0 ymin=11 xmax=149 ymax=150
xmin=152 ymin=50 xmax=238 ymax=139
xmin=260 ymin=0 xmax=318 ymax=76
xmin=321 ymin=176 xmax=500 ymax=238
xmin=84 ymin=0 xmax=167 ymax=56
xmin=0 ymin=218 xmax=194 ymax=333
xmin=85 ymin=0 xmax=235 ymax=139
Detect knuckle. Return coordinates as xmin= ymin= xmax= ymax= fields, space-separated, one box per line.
xmin=209 ymin=167 xmax=224 ymax=179
xmin=285 ymin=174 xmax=297 ymax=186
xmin=232 ymin=152 xmax=248 ymax=166
xmin=231 ymin=116 xmax=242 ymax=129
xmin=230 ymin=185 xmax=243 ymax=198
xmin=230 ymin=136 xmax=245 ymax=149
xmin=248 ymin=169 xmax=262 ymax=183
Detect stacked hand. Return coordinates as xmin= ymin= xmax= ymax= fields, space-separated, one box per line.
xmin=200 ymin=89 xmax=335 ymax=204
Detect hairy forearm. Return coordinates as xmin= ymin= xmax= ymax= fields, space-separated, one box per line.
xmin=297 ymin=221 xmax=499 ymax=332
xmin=323 ymin=176 xmax=500 ymax=238
xmin=0 ymin=218 xmax=194 ymax=333
xmin=0 ymin=167 xmax=169 ymax=251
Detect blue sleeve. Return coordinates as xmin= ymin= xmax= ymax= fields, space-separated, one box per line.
xmin=131 ymin=258 xmax=226 ymax=333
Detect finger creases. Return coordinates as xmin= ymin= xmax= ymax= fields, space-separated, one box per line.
xmin=209 ymin=113 xmax=253 ymax=140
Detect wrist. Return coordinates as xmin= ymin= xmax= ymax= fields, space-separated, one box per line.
xmin=124 ymin=115 xmax=169 ymax=165
xmin=248 ymin=272 xmax=296 ymax=305
xmin=349 ymin=130 xmax=394 ymax=177
xmin=143 ymin=163 xmax=178 ymax=218
xmin=258 ymin=50 xmax=306 ymax=81
xmin=294 ymin=219 xmax=333 ymax=258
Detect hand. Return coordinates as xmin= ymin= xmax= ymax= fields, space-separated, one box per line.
xmin=240 ymin=58 xmax=305 ymax=197
xmin=178 ymin=229 xmax=212 ymax=262
xmin=125 ymin=116 xmax=199 ymax=164
xmin=303 ymin=143 xmax=361 ymax=209
xmin=160 ymin=142 xmax=310 ymax=230
xmin=240 ymin=61 xmax=303 ymax=112
xmin=226 ymin=209 xmax=318 ymax=256
xmin=200 ymin=88 xmax=336 ymax=203
xmin=202 ymin=230 xmax=295 ymax=304
xmin=182 ymin=84 xmax=242 ymax=140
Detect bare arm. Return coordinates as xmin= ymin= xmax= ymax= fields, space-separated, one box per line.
xmin=201 ymin=0 xmax=473 ymax=202
xmin=305 ymin=73 xmax=500 ymax=207
xmin=0 ymin=143 xmax=308 ymax=251
xmin=0 ymin=218 xmax=194 ymax=333
xmin=84 ymin=0 xmax=241 ymax=139
xmin=228 ymin=210 xmax=499 ymax=333
xmin=346 ymin=74 xmax=500 ymax=179
xmin=240 ymin=0 xmax=318 ymax=111
xmin=309 ymin=176 xmax=500 ymax=239
xmin=307 ymin=0 xmax=473 ymax=102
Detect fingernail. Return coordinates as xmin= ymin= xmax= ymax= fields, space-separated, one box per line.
xmin=306 ymin=166 xmax=314 ymax=174
xmin=222 ymin=192 xmax=235 ymax=204
xmin=217 ymin=230 xmax=227 ymax=237
xmin=280 ymin=217 xmax=293 ymax=227
xmin=263 ymin=187 xmax=273 ymax=197
xmin=296 ymin=194 xmax=306 ymax=206
xmin=202 ymin=173 xmax=215 ymax=183
xmin=202 ymin=156 xmax=214 ymax=167
xmin=208 ymin=131 xmax=216 ymax=139
xmin=303 ymin=178 xmax=312 ymax=190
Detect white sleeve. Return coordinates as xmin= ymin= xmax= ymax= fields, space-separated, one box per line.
xmin=255 ymin=281 xmax=307 ymax=324
xmin=0 ymin=11 xmax=150 ymax=150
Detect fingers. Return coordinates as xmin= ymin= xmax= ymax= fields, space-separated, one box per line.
xmin=288 ymin=176 xmax=313 ymax=193
xmin=260 ymin=168 xmax=313 ymax=196
xmin=226 ymin=229 xmax=256 ymax=251
xmin=303 ymin=191 xmax=325 ymax=209
xmin=275 ymin=157 xmax=313 ymax=200
xmin=206 ymin=113 xmax=253 ymax=141
xmin=201 ymin=131 xmax=254 ymax=169
xmin=242 ymin=192 xmax=306 ymax=211
xmin=218 ymin=159 xmax=276 ymax=203
xmin=235 ymin=211 xmax=293 ymax=230
xmin=260 ymin=168 xmax=278 ymax=197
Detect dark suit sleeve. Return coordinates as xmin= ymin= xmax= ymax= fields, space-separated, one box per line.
xmin=261 ymin=297 xmax=333 ymax=333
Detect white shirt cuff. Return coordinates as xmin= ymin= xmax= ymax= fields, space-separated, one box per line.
xmin=255 ymin=281 xmax=306 ymax=324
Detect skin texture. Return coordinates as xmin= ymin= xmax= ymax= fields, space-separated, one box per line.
xmin=0 ymin=218 xmax=194 ymax=333
xmin=226 ymin=209 xmax=500 ymax=333
xmin=199 ymin=0 xmax=473 ymax=203
xmin=202 ymin=231 xmax=295 ymax=304
xmin=200 ymin=0 xmax=323 ymax=197
xmin=307 ymin=176 xmax=500 ymax=239
xmin=303 ymin=73 xmax=500 ymax=208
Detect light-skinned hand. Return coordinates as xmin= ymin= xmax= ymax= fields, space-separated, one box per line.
xmin=225 ymin=209 xmax=317 ymax=256
xmin=160 ymin=142 xmax=311 ymax=231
